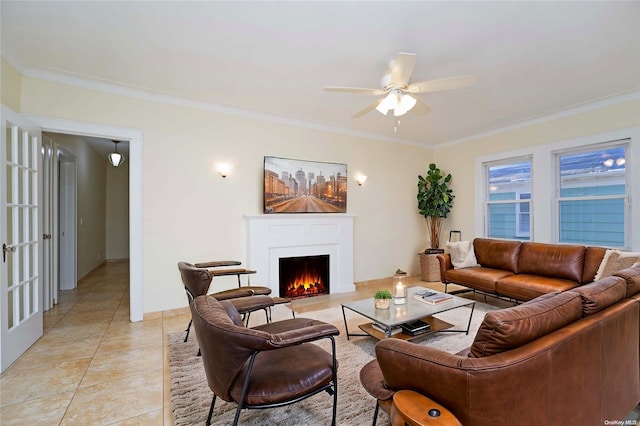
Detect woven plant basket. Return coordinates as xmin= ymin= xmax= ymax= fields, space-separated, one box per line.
xmin=419 ymin=252 xmax=441 ymax=282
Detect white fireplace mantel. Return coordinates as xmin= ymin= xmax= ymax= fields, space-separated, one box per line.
xmin=244 ymin=214 xmax=355 ymax=297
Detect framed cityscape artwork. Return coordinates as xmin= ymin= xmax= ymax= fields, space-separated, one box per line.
xmin=263 ymin=156 xmax=347 ymax=213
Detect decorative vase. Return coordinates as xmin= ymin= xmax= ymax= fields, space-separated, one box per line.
xmin=374 ymin=298 xmax=390 ymax=309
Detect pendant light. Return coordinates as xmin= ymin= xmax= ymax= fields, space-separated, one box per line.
xmin=108 ymin=140 xmax=125 ymax=167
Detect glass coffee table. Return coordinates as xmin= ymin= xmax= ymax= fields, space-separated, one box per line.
xmin=341 ymin=286 xmax=475 ymax=340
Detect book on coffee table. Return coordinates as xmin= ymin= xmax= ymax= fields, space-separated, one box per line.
xmin=400 ymin=319 xmax=431 ymax=336
xmin=413 ymin=290 xmax=453 ymax=305
xmin=372 ymin=322 xmax=403 ymax=336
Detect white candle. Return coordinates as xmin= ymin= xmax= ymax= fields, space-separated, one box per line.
xmin=395 ymin=282 xmax=404 ymax=297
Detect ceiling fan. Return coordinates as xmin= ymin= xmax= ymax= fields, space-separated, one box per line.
xmin=324 ymin=52 xmax=476 ymax=118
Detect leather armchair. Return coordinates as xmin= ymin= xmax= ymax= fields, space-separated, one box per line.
xmin=190 ymin=295 xmax=340 ymax=425
xmin=177 ymin=261 xmax=273 ymax=342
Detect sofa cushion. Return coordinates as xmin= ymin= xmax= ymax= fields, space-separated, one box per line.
xmin=447 ymin=240 xmax=480 ymax=269
xmin=569 ymin=276 xmax=626 ymax=316
xmin=613 ymin=264 xmax=640 ymax=297
xmin=473 ymin=238 xmax=522 ymax=273
xmin=517 ymin=242 xmax=585 ymax=283
xmin=445 ymin=267 xmax=513 ymax=293
xmin=468 ymin=291 xmax=582 ymax=358
xmin=496 ymin=274 xmax=579 ymax=301
xmin=594 ymin=250 xmax=640 ymax=281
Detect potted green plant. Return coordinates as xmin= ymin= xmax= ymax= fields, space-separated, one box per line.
xmin=373 ymin=290 xmax=392 ymax=309
xmin=417 ymin=163 xmax=455 ymax=252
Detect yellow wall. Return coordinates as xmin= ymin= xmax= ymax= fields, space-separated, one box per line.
xmin=1 ymin=57 xmax=22 ymax=112
xmin=19 ymin=76 xmax=433 ymax=313
xmin=434 ymin=99 xmax=640 ymax=242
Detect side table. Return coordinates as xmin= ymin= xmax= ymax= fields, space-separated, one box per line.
xmin=391 ymin=390 xmax=461 ymax=426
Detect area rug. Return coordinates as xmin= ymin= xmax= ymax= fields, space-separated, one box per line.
xmin=168 ymin=300 xmax=498 ymax=425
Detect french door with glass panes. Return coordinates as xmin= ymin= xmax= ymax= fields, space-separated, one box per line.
xmin=1 ymin=107 xmax=43 ymax=372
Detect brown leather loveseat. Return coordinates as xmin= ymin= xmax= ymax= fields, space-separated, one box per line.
xmin=360 ymin=265 xmax=640 ymax=425
xmin=437 ymin=238 xmax=607 ymax=301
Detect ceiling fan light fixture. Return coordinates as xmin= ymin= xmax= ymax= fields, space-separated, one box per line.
xmin=375 ymin=92 xmax=397 ymax=115
xmin=108 ymin=140 xmax=125 ymax=167
xmin=394 ymin=94 xmax=417 ymax=116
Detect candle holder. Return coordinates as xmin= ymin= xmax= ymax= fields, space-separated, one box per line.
xmin=393 ymin=270 xmax=407 ymax=305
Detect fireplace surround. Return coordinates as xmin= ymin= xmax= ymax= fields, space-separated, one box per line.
xmin=244 ymin=214 xmax=355 ymax=297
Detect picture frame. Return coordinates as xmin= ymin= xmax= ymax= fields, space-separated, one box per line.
xmin=263 ymin=156 xmax=347 ymax=213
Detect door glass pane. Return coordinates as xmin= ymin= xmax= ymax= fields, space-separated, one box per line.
xmin=30 ymin=280 xmax=36 ymax=315
xmin=6 ymin=207 xmax=12 ymax=245
xmin=29 ymin=243 xmax=35 ymax=278
xmin=18 ymin=245 xmax=24 ymax=283
xmin=25 ymin=131 xmax=32 ymax=168
xmin=17 ymin=169 xmax=23 ymax=204
xmin=7 ymin=251 xmax=13 ymax=287
xmin=8 ymin=290 xmax=14 ymax=329
xmin=17 ymin=128 xmax=23 ymax=167
xmin=19 ymin=284 xmax=25 ymax=322
xmin=5 ymin=166 xmax=11 ymax=203
xmin=5 ymin=126 xmax=12 ymax=160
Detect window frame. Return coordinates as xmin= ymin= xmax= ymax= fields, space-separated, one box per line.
xmin=553 ymin=140 xmax=630 ymax=249
xmin=474 ymin=126 xmax=638 ymax=250
xmin=483 ymin=155 xmax=533 ymax=241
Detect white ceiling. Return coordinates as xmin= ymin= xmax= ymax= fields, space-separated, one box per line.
xmin=2 ymin=1 xmax=640 ymax=148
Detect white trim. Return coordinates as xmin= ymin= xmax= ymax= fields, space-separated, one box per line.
xmin=22 ymin=115 xmax=144 ymax=322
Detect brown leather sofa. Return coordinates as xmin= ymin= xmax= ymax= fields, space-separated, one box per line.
xmin=437 ymin=238 xmax=607 ymax=301
xmin=360 ymin=266 xmax=640 ymax=425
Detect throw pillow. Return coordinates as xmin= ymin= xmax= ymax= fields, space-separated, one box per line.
xmin=447 ymin=240 xmax=480 ymax=269
xmin=594 ymin=250 xmax=640 ymax=281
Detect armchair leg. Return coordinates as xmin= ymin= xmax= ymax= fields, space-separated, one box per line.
xmin=206 ymin=394 xmax=217 ymax=426
xmin=371 ymin=401 xmax=380 ymax=426
xmin=184 ymin=319 xmax=192 ymax=342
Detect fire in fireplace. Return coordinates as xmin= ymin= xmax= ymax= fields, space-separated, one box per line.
xmin=279 ymin=255 xmax=329 ymax=299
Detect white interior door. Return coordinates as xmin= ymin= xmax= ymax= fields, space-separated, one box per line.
xmin=1 ymin=107 xmax=43 ymax=372
xmin=41 ymin=136 xmax=55 ymax=310
xmin=57 ymin=148 xmax=76 ymax=291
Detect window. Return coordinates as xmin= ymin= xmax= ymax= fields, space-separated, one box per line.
xmin=556 ymin=142 xmax=628 ymax=248
xmin=485 ymin=157 xmax=532 ymax=240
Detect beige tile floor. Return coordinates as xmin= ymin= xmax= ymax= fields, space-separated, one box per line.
xmin=2 ymin=261 xmax=638 ymax=424
xmin=0 ymin=261 xmax=418 ymax=425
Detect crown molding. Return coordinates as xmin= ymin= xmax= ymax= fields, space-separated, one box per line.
xmin=21 ymin=65 xmax=426 ymax=148
xmin=435 ymin=88 xmax=640 ymax=149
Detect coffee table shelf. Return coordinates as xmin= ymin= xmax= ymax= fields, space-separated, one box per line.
xmin=357 ymin=316 xmax=455 ymax=341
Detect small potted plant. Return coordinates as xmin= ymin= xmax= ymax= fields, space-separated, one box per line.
xmin=374 ymin=290 xmax=393 ymax=309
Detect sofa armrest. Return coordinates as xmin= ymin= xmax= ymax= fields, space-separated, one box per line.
xmin=436 ymin=253 xmax=452 ymax=284
xmin=374 ymin=338 xmax=476 ymax=415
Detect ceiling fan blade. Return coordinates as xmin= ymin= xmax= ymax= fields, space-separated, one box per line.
xmin=324 ymin=86 xmax=385 ymax=95
xmin=352 ymin=99 xmax=383 ymax=118
xmin=408 ymin=74 xmax=477 ymax=94
xmin=411 ymin=97 xmax=431 ymax=115
xmin=389 ymin=52 xmax=417 ymax=86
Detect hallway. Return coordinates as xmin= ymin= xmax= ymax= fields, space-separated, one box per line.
xmin=0 ymin=261 xmax=187 ymax=424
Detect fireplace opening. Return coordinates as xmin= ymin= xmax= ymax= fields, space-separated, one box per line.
xmin=279 ymin=255 xmax=329 ymax=299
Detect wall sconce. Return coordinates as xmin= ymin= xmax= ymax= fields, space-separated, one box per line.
xmin=355 ymin=174 xmax=368 ymax=186
xmin=217 ymin=163 xmax=232 ymax=178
